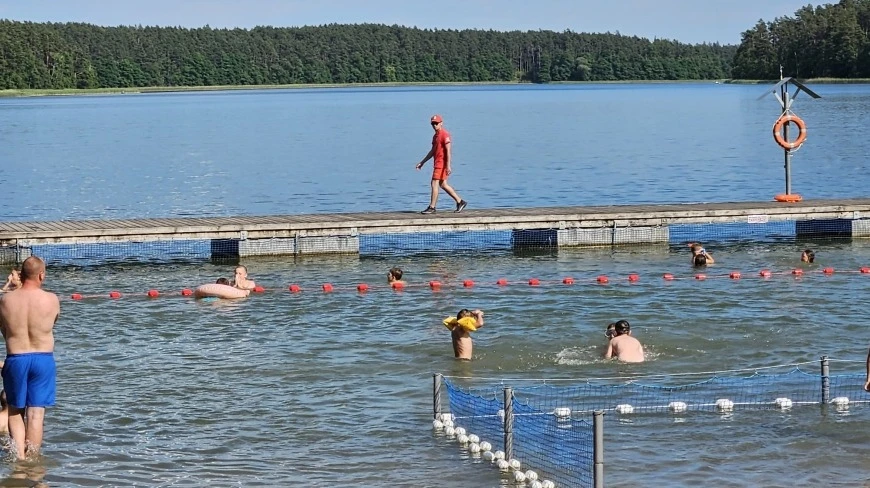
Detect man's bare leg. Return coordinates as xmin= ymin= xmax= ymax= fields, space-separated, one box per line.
xmin=7 ymin=406 xmax=26 ymax=459
xmin=440 ymin=181 xmax=462 ymax=203
xmin=24 ymin=407 xmax=45 ymax=458
xmin=428 ymin=179 xmax=440 ymax=208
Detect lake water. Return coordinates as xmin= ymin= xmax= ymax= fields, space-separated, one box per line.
xmin=1 ymin=84 xmax=870 ymax=487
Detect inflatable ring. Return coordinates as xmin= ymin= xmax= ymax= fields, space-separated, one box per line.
xmin=774 ymin=193 xmax=803 ymax=203
xmin=194 ymin=283 xmax=250 ymax=299
xmin=443 ymin=316 xmax=478 ymax=332
xmin=772 ymin=114 xmax=807 ymax=150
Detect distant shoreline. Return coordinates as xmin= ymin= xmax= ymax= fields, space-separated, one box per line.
xmin=2 ymin=78 xmax=867 ymax=97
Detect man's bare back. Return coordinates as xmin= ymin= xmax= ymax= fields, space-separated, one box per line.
xmin=607 ymin=335 xmax=645 ymax=363
xmin=0 ymin=283 xmax=58 ymax=354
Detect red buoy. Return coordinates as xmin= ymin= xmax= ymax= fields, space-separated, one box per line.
xmin=861 ymin=267 xmax=870 ymax=274
xmin=528 ymin=278 xmax=540 ymax=286
xmin=391 ymin=281 xmax=405 ymax=290
xmin=147 ymin=289 xmax=160 ymax=298
xmin=729 ymin=272 xmax=741 ymax=279
xmin=71 ymin=293 xmax=82 ymax=300
xmin=357 ymin=283 xmax=369 ymax=292
xmin=109 ymin=291 xmax=121 ymax=299
xmin=463 ymin=280 xmax=474 ymax=288
xmin=429 ymin=280 xmax=441 ymax=289
xmin=253 ymin=286 xmax=265 ymax=293
xmin=562 ymin=277 xmax=574 ymax=285
xmin=759 ymin=270 xmax=772 ymax=278
xmin=823 ymin=267 xmax=834 ymax=275
xmin=181 ymin=288 xmax=193 ymax=296
xmin=628 ymin=274 xmax=639 ymax=282
xmin=663 ymin=273 xmax=674 ymax=281
xmin=288 ymin=284 xmax=301 ymax=293
xmin=792 ymin=269 xmax=803 ymax=276
xmin=597 ymin=275 xmax=609 ymax=284
xmin=496 ymin=278 xmax=508 ymax=286
xmin=322 ymin=283 xmax=334 ymax=292
xmin=695 ymin=274 xmax=706 ymax=280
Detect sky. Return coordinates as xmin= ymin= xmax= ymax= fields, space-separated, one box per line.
xmin=0 ymin=0 xmax=818 ymax=45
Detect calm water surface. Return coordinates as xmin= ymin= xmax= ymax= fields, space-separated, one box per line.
xmin=1 ymin=84 xmax=870 ymax=487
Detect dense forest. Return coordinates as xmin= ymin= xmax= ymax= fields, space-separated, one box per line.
xmin=733 ymin=0 xmax=870 ymax=79
xmin=0 ymin=20 xmax=736 ymax=89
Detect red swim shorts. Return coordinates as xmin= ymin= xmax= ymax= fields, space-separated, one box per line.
xmin=432 ymin=165 xmax=448 ymax=181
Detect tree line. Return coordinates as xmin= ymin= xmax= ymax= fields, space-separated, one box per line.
xmin=0 ymin=20 xmax=736 ymax=90
xmin=732 ymin=0 xmax=870 ymax=79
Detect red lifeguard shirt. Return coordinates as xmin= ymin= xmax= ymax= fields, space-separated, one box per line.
xmin=431 ymin=128 xmax=451 ymax=167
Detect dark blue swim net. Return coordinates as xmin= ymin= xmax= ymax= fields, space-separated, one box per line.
xmin=439 ymin=362 xmax=869 ymax=488
xmin=445 ymin=379 xmax=595 ymax=488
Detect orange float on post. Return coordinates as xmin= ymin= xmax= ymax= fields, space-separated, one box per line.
xmin=773 ymin=114 xmax=807 ymax=150
xmin=774 ymin=193 xmax=802 ymax=203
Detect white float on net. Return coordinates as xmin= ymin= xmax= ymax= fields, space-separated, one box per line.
xmin=775 ymin=397 xmax=793 ymax=409
xmin=444 ymin=426 xmax=455 ymax=436
xmin=530 ymin=481 xmax=543 ymax=488
xmin=541 ymin=480 xmax=556 ymax=488
xmin=497 ymin=459 xmax=510 ymax=471
xmin=715 ymin=399 xmax=734 ymax=412
xmin=457 ymin=434 xmax=469 ymax=444
xmin=525 ymin=470 xmax=539 ymax=481
xmin=553 ymin=407 xmax=571 ymax=418
xmin=615 ymin=404 xmax=634 ymax=414
xmin=469 ymin=442 xmax=480 ymax=453
xmin=454 ymin=427 xmax=466 ymax=436
xmin=668 ymin=401 xmax=688 ymax=413
xmin=831 ymin=396 xmax=849 ymax=407
xmin=483 ymin=450 xmax=495 ymax=462
xmin=479 ymin=441 xmax=492 ymax=452
xmin=513 ymin=470 xmax=526 ymax=483
xmin=440 ymin=413 xmax=454 ymax=423
xmin=508 ymin=458 xmax=521 ymax=470
xmin=493 ymin=450 xmax=505 ymax=460
xmin=467 ymin=434 xmax=479 ymax=444
xmin=432 ymin=419 xmax=444 ymax=429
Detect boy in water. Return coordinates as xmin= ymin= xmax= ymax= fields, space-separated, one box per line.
xmin=801 ymin=249 xmax=815 ymax=263
xmin=387 ymin=268 xmax=406 ymax=287
xmin=604 ymin=320 xmax=645 ymax=363
xmin=443 ymin=309 xmax=484 ymax=360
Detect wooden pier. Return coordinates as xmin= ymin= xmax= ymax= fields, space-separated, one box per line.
xmin=1 ymin=198 xmax=869 ymax=262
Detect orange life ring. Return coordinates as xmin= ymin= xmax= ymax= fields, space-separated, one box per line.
xmin=774 ymin=193 xmax=803 ymax=203
xmin=772 ymin=114 xmax=807 ymax=150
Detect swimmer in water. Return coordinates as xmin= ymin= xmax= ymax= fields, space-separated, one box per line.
xmin=801 ymin=249 xmax=815 ymax=264
xmin=387 ymin=267 xmax=407 ymax=287
xmin=689 ymin=243 xmax=715 ymax=266
xmin=444 ymin=309 xmax=484 ymax=360
xmin=604 ymin=320 xmax=645 ymax=363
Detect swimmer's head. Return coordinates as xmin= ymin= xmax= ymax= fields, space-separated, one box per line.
xmin=457 ymin=308 xmax=473 ymax=319
xmin=690 ymin=243 xmax=704 ymax=254
xmin=388 ymin=267 xmax=403 ymax=282
xmin=605 ymin=322 xmax=617 ymax=339
xmin=234 ymin=265 xmax=248 ymax=278
xmin=801 ymin=249 xmax=815 ymax=263
xmin=693 ymin=254 xmax=708 ymax=267
xmin=215 ymin=277 xmax=230 ymax=285
xmin=614 ymin=320 xmax=631 ymax=336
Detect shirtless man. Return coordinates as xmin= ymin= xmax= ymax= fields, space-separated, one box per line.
xmin=232 ymin=265 xmax=256 ymax=291
xmin=0 ymin=256 xmax=59 ymax=459
xmin=604 ymin=320 xmax=645 ymax=363
xmin=444 ymin=309 xmax=484 ymax=360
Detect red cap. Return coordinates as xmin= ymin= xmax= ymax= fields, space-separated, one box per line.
xmin=430 ymin=114 xmax=443 ymax=123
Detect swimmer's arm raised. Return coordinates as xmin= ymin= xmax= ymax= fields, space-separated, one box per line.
xmin=472 ymin=310 xmax=484 ymax=327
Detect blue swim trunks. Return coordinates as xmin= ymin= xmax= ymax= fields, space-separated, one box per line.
xmin=2 ymin=352 xmax=56 ymax=409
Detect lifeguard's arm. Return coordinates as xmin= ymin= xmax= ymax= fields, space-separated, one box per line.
xmin=444 ymin=141 xmax=452 ymax=172
xmin=864 ymin=347 xmax=870 ymax=391
xmin=604 ymin=340 xmax=614 ymax=359
xmin=416 ymin=148 xmax=435 ymax=168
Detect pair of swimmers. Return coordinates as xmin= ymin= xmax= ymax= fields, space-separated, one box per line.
xmin=690 ymin=243 xmax=816 ymax=267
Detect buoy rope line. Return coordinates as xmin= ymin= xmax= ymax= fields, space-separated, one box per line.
xmin=63 ymin=266 xmax=870 ymax=301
